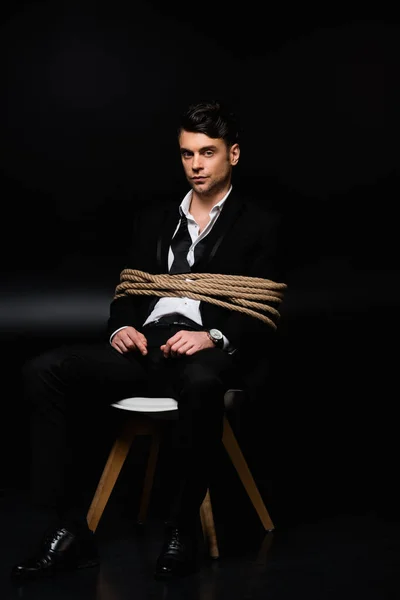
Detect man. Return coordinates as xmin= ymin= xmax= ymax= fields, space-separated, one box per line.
xmin=11 ymin=99 xmax=287 ymax=581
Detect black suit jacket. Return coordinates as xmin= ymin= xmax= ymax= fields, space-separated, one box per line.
xmin=107 ymin=188 xmax=288 ymax=395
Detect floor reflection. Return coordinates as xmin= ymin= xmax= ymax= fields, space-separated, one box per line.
xmin=3 ymin=489 xmax=397 ymax=600
xmin=93 ymin=530 xmax=275 ymax=600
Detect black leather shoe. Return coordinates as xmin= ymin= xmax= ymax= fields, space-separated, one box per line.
xmin=154 ymin=526 xmax=197 ymax=580
xmin=11 ymin=526 xmax=99 ymax=580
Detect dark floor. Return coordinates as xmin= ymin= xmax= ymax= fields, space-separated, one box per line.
xmin=1 ymin=481 xmax=398 ymax=600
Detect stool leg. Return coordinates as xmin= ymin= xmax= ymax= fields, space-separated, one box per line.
xmin=87 ymin=419 xmax=136 ymax=532
xmin=200 ymin=489 xmax=219 ymax=559
xmin=137 ymin=429 xmax=161 ymax=525
xmin=222 ymin=416 xmax=275 ymax=531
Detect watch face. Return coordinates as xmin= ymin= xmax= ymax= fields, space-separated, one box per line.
xmin=210 ymin=328 xmax=223 ymax=340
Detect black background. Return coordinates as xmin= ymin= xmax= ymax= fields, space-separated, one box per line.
xmin=1 ymin=1 xmax=399 ymax=525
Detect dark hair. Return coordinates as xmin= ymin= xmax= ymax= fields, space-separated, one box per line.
xmin=178 ymin=100 xmax=240 ymax=147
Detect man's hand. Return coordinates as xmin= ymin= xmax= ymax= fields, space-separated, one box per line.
xmin=111 ymin=326 xmax=148 ymax=355
xmin=161 ymin=330 xmax=215 ymax=358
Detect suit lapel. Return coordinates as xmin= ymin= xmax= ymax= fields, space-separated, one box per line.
xmin=192 ymin=189 xmax=244 ymax=271
xmin=156 ymin=190 xmax=244 ymax=272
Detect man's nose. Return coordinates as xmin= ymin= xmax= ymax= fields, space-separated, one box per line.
xmin=192 ymin=154 xmax=203 ymax=170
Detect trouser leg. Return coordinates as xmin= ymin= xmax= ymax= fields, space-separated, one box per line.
xmin=165 ymin=347 xmax=237 ymax=529
xmin=24 ymin=342 xmax=150 ymax=517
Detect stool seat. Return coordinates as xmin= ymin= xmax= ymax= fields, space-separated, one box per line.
xmin=111 ymin=388 xmax=244 ymax=415
xmin=112 ymin=397 xmax=178 ymax=413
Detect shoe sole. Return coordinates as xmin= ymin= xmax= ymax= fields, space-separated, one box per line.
xmin=11 ymin=558 xmax=100 ymax=581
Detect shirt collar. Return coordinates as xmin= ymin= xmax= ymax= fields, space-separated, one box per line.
xmin=179 ymin=185 xmax=233 ymax=218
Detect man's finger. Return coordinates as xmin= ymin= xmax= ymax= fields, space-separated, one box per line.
xmin=161 ymin=343 xmax=171 ymax=358
xmin=117 ymin=332 xmax=147 ymax=355
xmin=172 ymin=342 xmax=187 ymax=355
xmin=136 ymin=339 xmax=148 ymax=355
xmin=166 ymin=333 xmax=179 ymax=346
xmin=127 ymin=331 xmax=147 ymax=353
xmin=112 ymin=340 xmax=128 ymax=354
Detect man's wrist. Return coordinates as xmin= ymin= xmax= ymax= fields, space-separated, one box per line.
xmin=206 ymin=328 xmax=224 ymax=349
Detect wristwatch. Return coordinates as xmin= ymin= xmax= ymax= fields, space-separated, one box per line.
xmin=207 ymin=328 xmax=224 ymax=349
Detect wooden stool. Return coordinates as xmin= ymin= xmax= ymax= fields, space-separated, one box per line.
xmin=87 ymin=391 xmax=274 ymax=559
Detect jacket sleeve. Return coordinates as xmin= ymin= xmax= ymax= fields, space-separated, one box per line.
xmin=221 ymin=210 xmax=288 ymax=354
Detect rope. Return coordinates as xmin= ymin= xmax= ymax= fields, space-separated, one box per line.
xmin=114 ymin=269 xmax=287 ymax=331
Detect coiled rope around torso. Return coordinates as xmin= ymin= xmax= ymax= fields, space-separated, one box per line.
xmin=114 ymin=269 xmax=287 ymax=330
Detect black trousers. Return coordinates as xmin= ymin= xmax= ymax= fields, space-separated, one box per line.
xmin=24 ymin=323 xmax=240 ymax=530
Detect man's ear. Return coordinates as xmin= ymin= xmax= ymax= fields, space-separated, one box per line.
xmin=230 ymin=143 xmax=240 ymax=165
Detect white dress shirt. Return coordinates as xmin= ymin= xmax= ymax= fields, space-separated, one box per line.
xmin=111 ymin=187 xmax=235 ymax=352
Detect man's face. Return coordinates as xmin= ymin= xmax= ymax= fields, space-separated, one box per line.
xmin=178 ymin=130 xmax=240 ymax=197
